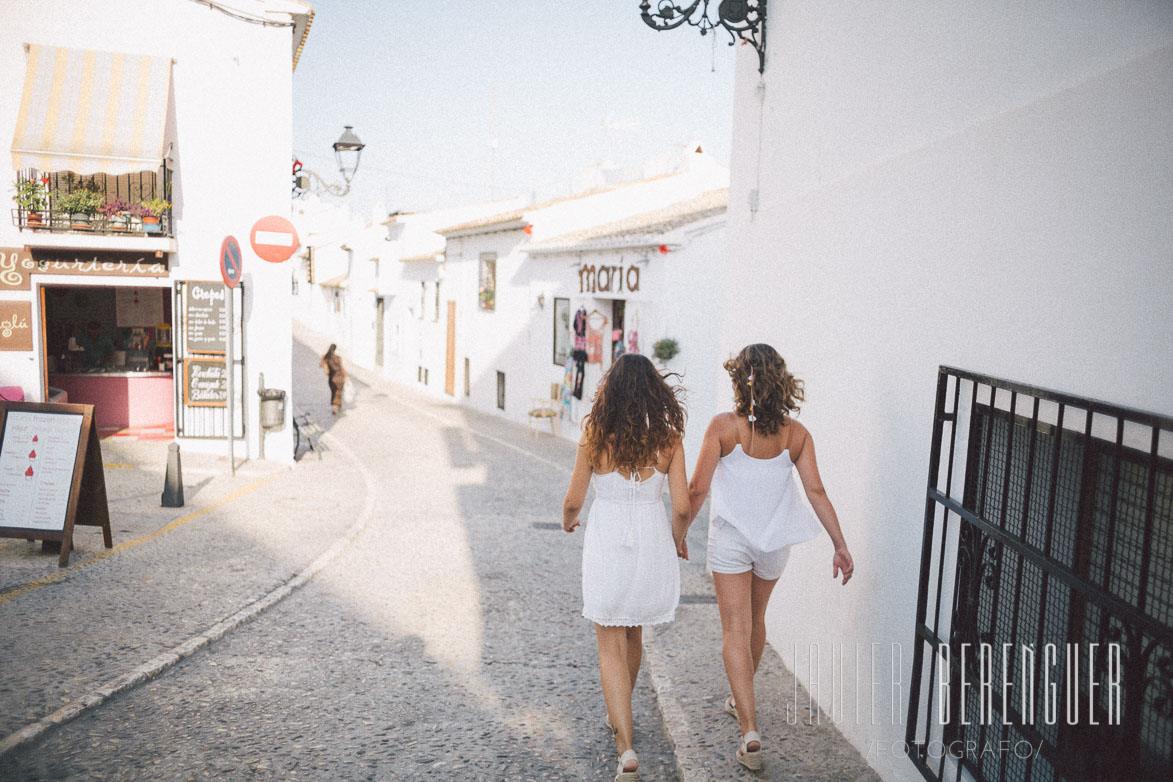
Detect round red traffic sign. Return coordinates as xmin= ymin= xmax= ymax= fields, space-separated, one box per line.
xmin=250 ymin=215 xmax=300 ymax=263
xmin=220 ymin=236 xmax=242 ymax=289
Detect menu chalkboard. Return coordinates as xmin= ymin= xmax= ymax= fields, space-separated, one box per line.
xmin=184 ymin=358 xmax=228 ymax=407
xmin=185 ymin=282 xmax=228 ymax=354
xmin=0 ymin=402 xmax=112 ymax=567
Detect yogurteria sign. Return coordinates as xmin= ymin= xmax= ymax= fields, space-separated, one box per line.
xmin=0 ymin=248 xmax=168 ymax=291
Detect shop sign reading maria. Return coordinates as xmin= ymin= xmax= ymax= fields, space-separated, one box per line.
xmin=578 ymin=263 xmax=640 ymax=295
xmin=0 ymin=248 xmax=168 ymax=291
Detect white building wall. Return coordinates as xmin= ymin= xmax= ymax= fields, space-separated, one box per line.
xmin=721 ymin=3 xmax=1173 ymax=780
xmin=0 ymin=0 xmax=302 ymax=463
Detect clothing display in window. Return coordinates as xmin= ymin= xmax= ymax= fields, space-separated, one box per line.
xmin=586 ymin=310 xmax=608 ymax=364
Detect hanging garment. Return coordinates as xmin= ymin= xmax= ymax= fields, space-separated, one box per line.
xmin=612 ymin=328 xmax=625 ymax=360
xmin=586 ymin=328 xmax=604 ymax=363
xmin=573 ymin=308 xmax=588 ymax=352
xmin=572 ymin=350 xmax=587 ymax=399
xmin=627 ymin=329 xmax=640 ymax=355
xmin=561 ymin=362 xmax=574 ymax=418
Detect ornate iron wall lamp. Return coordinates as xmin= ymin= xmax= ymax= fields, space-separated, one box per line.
xmin=293 ymin=125 xmax=366 ymax=198
xmin=639 ymin=1 xmax=767 ymax=73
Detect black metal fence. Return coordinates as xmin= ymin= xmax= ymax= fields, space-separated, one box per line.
xmin=907 ymin=366 xmax=1173 ymax=782
xmin=11 ymin=167 xmax=173 ymax=236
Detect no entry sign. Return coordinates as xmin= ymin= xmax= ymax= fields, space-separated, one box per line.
xmin=220 ymin=236 xmax=242 ymax=289
xmin=250 ymin=215 xmax=300 ymax=263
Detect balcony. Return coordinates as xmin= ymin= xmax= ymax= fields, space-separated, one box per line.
xmin=11 ymin=167 xmax=174 ymax=241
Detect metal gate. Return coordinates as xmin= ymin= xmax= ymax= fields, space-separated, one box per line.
xmin=907 ymin=366 xmax=1173 ymax=782
xmin=173 ymin=280 xmax=244 ymax=438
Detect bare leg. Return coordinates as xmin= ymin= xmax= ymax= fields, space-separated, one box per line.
xmin=713 ymin=571 xmax=759 ymax=742
xmin=626 ymin=625 xmax=643 ymax=688
xmin=750 ymin=574 xmax=779 ymax=674
xmin=596 ymin=624 xmax=639 ymax=771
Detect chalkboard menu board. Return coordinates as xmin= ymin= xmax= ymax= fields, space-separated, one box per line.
xmin=184 ymin=358 xmax=228 ymax=407
xmin=185 ymin=282 xmax=228 ymax=354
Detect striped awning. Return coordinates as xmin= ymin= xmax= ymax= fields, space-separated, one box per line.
xmin=11 ymin=44 xmax=172 ymax=175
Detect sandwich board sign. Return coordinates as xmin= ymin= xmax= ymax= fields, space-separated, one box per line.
xmin=0 ymin=401 xmax=112 ymax=566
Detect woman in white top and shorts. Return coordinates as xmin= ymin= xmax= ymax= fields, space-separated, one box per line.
xmin=682 ymin=343 xmax=854 ymax=771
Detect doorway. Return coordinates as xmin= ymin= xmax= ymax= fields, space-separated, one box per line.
xmin=445 ymin=301 xmax=456 ymax=396
xmin=375 ymin=297 xmax=385 ymax=367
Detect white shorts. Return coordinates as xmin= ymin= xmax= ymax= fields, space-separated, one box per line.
xmin=707 ymin=516 xmax=791 ymax=580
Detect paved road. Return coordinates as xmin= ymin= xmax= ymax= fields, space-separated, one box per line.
xmin=0 ymin=335 xmax=680 ymax=781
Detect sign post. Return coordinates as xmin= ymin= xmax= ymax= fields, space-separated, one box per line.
xmin=220 ymin=237 xmax=242 ymax=476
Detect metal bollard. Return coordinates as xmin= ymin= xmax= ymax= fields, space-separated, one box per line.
xmin=161 ymin=442 xmax=184 ymax=507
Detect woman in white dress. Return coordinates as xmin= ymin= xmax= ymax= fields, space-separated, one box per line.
xmin=562 ymin=353 xmax=690 ymax=782
xmin=683 ymin=343 xmax=855 ymax=771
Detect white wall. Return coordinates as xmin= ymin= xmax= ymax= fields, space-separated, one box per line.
xmin=0 ymin=0 xmax=301 ymax=463
xmin=721 ymin=3 xmax=1173 ymax=780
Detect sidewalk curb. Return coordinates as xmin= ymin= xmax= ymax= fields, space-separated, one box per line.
xmin=0 ymin=431 xmax=376 ymax=759
xmin=645 ymin=637 xmax=711 ymax=782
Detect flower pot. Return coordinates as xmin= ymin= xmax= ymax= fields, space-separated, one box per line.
xmin=128 ymin=216 xmax=143 ymax=232
xmin=25 ymin=211 xmax=46 ymax=228
xmin=107 ymin=214 xmax=129 ymax=232
xmin=70 ymin=212 xmax=92 ymax=230
xmin=142 ymin=215 xmax=162 ymax=234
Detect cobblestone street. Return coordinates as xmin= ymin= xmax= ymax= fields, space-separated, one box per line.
xmin=0 ymin=331 xmax=878 ymax=781
xmin=0 ymin=334 xmax=680 ymax=781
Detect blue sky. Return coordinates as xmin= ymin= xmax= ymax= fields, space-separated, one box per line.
xmin=292 ymin=1 xmax=736 ymax=216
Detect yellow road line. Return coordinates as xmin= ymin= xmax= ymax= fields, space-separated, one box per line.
xmin=0 ymin=474 xmax=280 ymax=607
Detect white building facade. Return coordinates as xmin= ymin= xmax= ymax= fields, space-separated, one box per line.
xmin=0 ymin=0 xmax=311 ymax=464
xmin=716 ymin=3 xmax=1173 ymax=782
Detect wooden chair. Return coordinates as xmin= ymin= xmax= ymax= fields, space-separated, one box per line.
xmin=528 ymin=383 xmax=562 ymax=438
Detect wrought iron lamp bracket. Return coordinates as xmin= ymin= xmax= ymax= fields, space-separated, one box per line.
xmin=292 ymin=162 xmax=353 ymax=199
xmin=639 ymin=0 xmax=767 ymax=73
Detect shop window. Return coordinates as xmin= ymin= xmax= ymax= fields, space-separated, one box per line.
xmin=553 ymin=297 xmax=570 ymax=366
xmin=479 ymin=254 xmax=496 ymax=311
xmin=496 ymin=371 xmax=505 ymax=410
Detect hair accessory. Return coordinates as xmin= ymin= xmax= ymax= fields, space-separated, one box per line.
xmin=748 ymin=367 xmax=757 ymax=451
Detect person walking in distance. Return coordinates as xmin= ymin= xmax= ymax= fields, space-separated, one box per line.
xmin=319 ymin=343 xmax=347 ymax=415
xmin=561 ymin=353 xmax=691 ymax=781
xmin=683 ymin=343 xmax=854 ymax=771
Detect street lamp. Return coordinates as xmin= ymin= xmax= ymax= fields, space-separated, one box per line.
xmin=293 ymin=125 xmax=366 ymax=197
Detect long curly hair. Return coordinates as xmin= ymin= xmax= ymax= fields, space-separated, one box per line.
xmin=583 ymin=353 xmax=686 ymax=474
xmin=723 ymin=343 xmax=803 ymax=436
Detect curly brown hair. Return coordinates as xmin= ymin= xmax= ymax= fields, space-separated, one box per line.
xmin=583 ymin=353 xmax=686 ymax=474
xmin=723 ymin=343 xmax=803 ymax=435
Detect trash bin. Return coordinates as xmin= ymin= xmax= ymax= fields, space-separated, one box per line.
xmin=258 ymin=388 xmax=286 ymax=429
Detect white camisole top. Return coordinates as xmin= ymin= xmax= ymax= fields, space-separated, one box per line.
xmin=710 ymin=444 xmax=822 ymax=552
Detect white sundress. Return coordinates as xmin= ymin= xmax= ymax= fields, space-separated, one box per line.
xmin=581 ymin=469 xmax=680 ymax=627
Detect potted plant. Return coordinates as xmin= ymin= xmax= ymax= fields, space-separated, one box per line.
xmin=653 ymin=338 xmax=679 ymax=362
xmin=58 ymin=183 xmax=103 ymax=230
xmin=139 ymin=197 xmax=171 ymax=233
xmin=98 ymin=198 xmax=131 ymax=231
xmin=12 ymin=178 xmax=48 ymax=227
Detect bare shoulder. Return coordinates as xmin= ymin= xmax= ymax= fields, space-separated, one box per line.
xmin=710 ymin=412 xmax=739 ymax=433
xmin=787 ymin=418 xmax=811 ymax=455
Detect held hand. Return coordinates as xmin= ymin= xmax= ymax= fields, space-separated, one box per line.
xmin=832 ymin=547 xmax=854 ymax=585
xmin=562 ymin=517 xmax=580 ymax=533
xmin=675 ymin=538 xmax=689 ymax=561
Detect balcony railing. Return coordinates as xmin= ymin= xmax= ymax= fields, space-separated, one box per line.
xmin=11 ymin=167 xmax=173 ymax=238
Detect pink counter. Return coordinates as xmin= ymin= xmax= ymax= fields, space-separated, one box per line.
xmin=48 ymin=372 xmax=174 ymax=430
